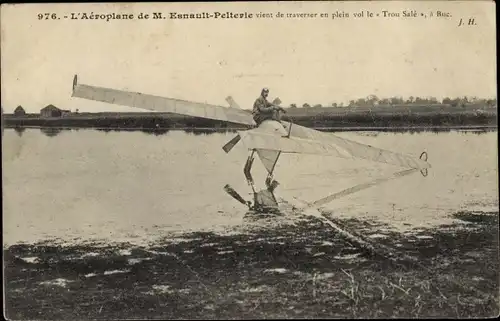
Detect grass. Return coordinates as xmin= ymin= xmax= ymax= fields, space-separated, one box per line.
xmin=3 ymin=209 xmax=498 ymax=319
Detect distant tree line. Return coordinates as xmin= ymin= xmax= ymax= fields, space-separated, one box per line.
xmin=288 ymin=96 xmax=498 ymax=108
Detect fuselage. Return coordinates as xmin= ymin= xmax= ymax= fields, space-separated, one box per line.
xmin=255 ymin=120 xmax=289 ymax=136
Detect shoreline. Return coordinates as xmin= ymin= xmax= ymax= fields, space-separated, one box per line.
xmin=4 ymin=209 xmax=498 ymax=319
xmin=4 ymin=124 xmax=498 ymax=133
xmin=2 ymin=106 xmax=497 ymax=131
xmin=3 ymin=116 xmax=497 ymax=133
xmin=4 ymin=124 xmax=497 ymax=139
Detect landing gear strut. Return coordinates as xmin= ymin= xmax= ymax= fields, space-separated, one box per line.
xmin=244 ymin=150 xmax=256 ymax=192
xmin=232 ymin=149 xmax=280 ymax=213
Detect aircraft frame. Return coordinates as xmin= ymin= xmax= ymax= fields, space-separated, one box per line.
xmin=70 ymin=75 xmax=431 ymax=212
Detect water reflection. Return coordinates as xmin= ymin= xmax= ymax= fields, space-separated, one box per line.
xmin=457 ymin=129 xmax=492 ymax=135
xmin=14 ymin=127 xmax=26 ymax=137
xmin=95 ymin=128 xmax=113 ymax=133
xmin=141 ymin=128 xmax=170 ymax=136
xmin=10 ymin=126 xmax=495 ymax=138
xmin=40 ymin=127 xmax=62 ymax=137
xmin=30 ymin=127 xmax=243 ymax=137
xmin=183 ymin=128 xmax=229 ymax=136
xmin=2 ymin=127 xmax=497 ymax=246
xmin=319 ymin=127 xmax=497 ymax=134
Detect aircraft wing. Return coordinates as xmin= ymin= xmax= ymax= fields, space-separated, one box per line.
xmin=71 ymin=75 xmax=256 ymax=126
xmin=237 ymin=122 xmax=431 ymax=171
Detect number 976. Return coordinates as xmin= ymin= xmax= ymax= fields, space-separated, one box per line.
xmin=37 ymin=13 xmax=57 ymax=20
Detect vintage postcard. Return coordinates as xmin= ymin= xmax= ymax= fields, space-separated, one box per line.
xmin=1 ymin=1 xmax=498 ymax=319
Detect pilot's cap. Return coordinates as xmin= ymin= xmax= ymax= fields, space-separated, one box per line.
xmin=262 ymin=88 xmax=269 ymax=93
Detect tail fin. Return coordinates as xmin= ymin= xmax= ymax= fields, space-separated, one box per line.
xmin=226 ymin=96 xmax=241 ymax=109
xmin=72 ymin=74 xmax=78 ymax=93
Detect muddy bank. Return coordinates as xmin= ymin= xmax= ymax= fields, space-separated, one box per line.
xmin=4 ymin=210 xmax=498 ymax=319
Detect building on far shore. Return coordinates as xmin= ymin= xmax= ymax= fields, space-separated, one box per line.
xmin=14 ymin=106 xmax=26 ymax=116
xmin=40 ymin=105 xmax=61 ymax=117
xmin=40 ymin=105 xmax=71 ymax=117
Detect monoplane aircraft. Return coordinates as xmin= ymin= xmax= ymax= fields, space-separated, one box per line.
xmin=70 ymin=75 xmax=431 ymax=212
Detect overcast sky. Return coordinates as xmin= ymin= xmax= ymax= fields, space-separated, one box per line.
xmin=1 ymin=1 xmax=496 ymax=113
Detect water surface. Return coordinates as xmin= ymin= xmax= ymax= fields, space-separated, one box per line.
xmin=2 ymin=128 xmax=498 ymax=246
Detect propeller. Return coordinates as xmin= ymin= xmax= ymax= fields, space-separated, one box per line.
xmin=224 ymin=184 xmax=251 ymax=208
xmin=222 ymin=134 xmax=241 ymax=153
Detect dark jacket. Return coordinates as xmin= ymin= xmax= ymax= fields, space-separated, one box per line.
xmin=252 ymin=96 xmax=275 ymax=124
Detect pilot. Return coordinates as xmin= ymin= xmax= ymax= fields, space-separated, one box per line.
xmin=252 ymin=88 xmax=286 ymax=126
